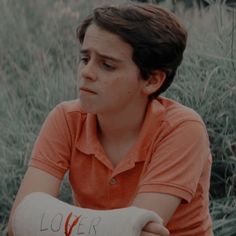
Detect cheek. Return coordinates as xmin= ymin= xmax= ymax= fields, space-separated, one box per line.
xmin=100 ymin=77 xmax=118 ymax=89
xmin=101 ymin=70 xmax=141 ymax=96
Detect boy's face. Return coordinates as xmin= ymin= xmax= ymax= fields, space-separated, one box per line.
xmin=77 ymin=24 xmax=149 ymax=114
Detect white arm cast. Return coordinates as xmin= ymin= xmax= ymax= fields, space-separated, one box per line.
xmin=12 ymin=192 xmax=163 ymax=236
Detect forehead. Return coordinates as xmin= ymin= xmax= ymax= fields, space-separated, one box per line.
xmin=81 ymin=24 xmax=133 ymax=61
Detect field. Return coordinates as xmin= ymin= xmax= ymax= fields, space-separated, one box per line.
xmin=0 ymin=0 xmax=236 ymax=235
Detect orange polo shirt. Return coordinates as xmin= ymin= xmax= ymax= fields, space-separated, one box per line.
xmin=29 ymin=97 xmax=213 ymax=235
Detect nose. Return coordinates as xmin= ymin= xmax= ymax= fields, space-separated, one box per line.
xmin=79 ymin=61 xmax=97 ymax=81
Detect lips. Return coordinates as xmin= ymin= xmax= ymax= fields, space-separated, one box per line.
xmin=79 ymin=87 xmax=97 ymax=94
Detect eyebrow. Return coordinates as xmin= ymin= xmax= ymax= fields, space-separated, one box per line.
xmin=80 ymin=49 xmax=123 ymax=62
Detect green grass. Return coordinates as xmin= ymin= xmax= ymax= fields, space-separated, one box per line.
xmin=0 ymin=0 xmax=236 ymax=235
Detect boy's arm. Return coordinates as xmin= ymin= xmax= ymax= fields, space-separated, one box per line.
xmin=7 ymin=167 xmax=62 ymax=236
xmin=10 ymin=191 xmax=169 ymax=236
xmin=133 ymin=192 xmax=181 ymax=226
xmin=133 ymin=192 xmax=181 ymax=235
xmin=8 ymin=167 xmax=170 ymax=236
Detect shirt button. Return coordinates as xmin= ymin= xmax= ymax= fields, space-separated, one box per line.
xmin=110 ymin=178 xmax=118 ymax=185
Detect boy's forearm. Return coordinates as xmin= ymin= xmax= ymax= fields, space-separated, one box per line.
xmin=11 ymin=192 xmax=162 ymax=236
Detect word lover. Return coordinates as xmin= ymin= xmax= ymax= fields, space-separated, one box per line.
xmin=40 ymin=211 xmax=102 ymax=235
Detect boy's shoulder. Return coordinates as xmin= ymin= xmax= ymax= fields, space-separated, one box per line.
xmin=154 ymin=97 xmax=205 ymax=127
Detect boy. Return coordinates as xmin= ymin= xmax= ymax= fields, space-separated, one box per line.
xmin=8 ymin=2 xmax=213 ymax=236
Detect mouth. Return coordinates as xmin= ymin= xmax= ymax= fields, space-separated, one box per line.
xmin=79 ymin=87 xmax=97 ymax=94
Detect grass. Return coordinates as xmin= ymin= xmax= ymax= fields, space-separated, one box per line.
xmin=0 ymin=0 xmax=235 ymax=235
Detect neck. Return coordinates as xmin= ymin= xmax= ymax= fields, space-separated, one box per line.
xmin=97 ymin=100 xmax=148 ymax=144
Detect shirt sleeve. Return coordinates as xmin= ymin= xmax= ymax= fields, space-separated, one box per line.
xmin=29 ymin=104 xmax=72 ymax=180
xmin=138 ymin=120 xmax=211 ymax=203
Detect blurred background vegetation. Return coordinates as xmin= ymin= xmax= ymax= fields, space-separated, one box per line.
xmin=0 ymin=0 xmax=236 ymax=235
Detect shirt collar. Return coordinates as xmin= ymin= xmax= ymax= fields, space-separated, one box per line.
xmin=128 ymin=98 xmax=166 ymax=162
xmin=76 ymin=98 xmax=166 ymax=164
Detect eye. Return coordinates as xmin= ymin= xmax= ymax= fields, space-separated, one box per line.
xmin=102 ymin=62 xmax=116 ymax=71
xmin=79 ymin=56 xmax=89 ymax=65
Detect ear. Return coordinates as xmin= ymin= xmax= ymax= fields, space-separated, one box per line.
xmin=142 ymin=70 xmax=166 ymax=96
